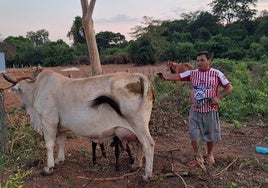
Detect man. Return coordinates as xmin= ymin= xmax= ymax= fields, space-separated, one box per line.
xmin=157 ymin=51 xmax=233 ymax=165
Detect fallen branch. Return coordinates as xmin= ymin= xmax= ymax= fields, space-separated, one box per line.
xmin=170 ymin=171 xmax=188 ymax=187
xmin=169 ymin=163 xmax=188 ymax=188
xmin=212 ymin=157 xmax=238 ymax=177
xmin=80 ymin=169 xmax=141 ymax=187
xmin=154 ymin=148 xmax=181 ymax=153
xmin=92 ymin=168 xmax=140 ymax=181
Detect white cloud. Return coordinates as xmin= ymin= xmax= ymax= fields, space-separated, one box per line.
xmin=96 ymin=14 xmax=139 ymax=24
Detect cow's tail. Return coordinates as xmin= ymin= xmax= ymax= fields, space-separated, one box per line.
xmin=90 ymin=96 xmax=123 ymax=116
xmin=140 ymin=74 xmax=155 ymax=102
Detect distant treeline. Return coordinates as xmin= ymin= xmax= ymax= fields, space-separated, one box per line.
xmin=1 ymin=5 xmax=268 ymax=67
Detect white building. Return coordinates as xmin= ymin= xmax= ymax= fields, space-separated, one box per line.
xmin=0 ymin=52 xmax=6 ymax=73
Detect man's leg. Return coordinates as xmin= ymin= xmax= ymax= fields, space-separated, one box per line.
xmin=192 ymin=140 xmax=204 ymax=161
xmin=191 ymin=140 xmax=199 ymax=155
xmin=207 ymin=141 xmax=215 ymax=164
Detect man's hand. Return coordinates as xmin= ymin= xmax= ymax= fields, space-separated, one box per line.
xmin=211 ymin=96 xmax=221 ymax=105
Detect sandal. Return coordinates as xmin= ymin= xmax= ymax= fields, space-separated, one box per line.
xmin=188 ymin=160 xmax=198 ymax=167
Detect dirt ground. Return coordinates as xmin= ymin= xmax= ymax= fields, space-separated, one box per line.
xmin=1 ymin=64 xmax=268 ymax=188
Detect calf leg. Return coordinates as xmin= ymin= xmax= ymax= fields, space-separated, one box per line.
xmin=125 ymin=144 xmax=134 ymax=164
xmin=92 ymin=142 xmax=107 ymax=165
xmin=118 ymin=139 xmax=134 ymax=165
xmin=114 ymin=137 xmax=121 ymax=171
xmin=112 ymin=136 xmax=133 ymax=171
xmin=92 ymin=142 xmax=97 ymax=165
xmin=100 ymin=143 xmax=107 ymax=158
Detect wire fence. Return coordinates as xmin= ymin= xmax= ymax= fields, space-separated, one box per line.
xmin=69 ymin=64 xmax=169 ymax=80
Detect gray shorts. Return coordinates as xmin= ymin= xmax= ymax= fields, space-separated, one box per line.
xmin=189 ymin=109 xmax=221 ymax=142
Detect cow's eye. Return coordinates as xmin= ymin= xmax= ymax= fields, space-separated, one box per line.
xmin=9 ymin=86 xmax=21 ymax=93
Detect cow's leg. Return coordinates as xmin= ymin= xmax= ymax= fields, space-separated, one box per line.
xmin=132 ymin=124 xmax=155 ymax=181
xmin=138 ymin=133 xmax=155 ymax=181
xmin=132 ymin=142 xmax=143 ymax=170
xmin=55 ymin=132 xmax=67 ymax=165
xmin=41 ymin=127 xmax=57 ymax=175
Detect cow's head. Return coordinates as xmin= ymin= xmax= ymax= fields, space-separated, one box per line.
xmin=166 ymin=61 xmax=194 ymax=74
xmin=166 ymin=61 xmax=173 ymax=71
xmin=2 ymin=66 xmax=43 ymax=94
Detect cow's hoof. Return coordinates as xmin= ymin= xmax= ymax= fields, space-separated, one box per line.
xmin=141 ymin=174 xmax=151 ymax=182
xmin=131 ymin=164 xmax=141 ymax=171
xmin=40 ymin=167 xmax=53 ymax=176
xmin=129 ymin=166 xmax=140 ymax=173
xmin=115 ymin=165 xmax=120 ymax=171
xmin=130 ymin=158 xmax=135 ymax=164
xmin=55 ymin=160 xmax=64 ymax=165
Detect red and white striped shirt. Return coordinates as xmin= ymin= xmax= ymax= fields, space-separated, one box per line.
xmin=179 ymin=68 xmax=230 ymax=113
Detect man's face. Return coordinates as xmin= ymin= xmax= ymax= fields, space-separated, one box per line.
xmin=196 ymin=54 xmax=211 ymax=71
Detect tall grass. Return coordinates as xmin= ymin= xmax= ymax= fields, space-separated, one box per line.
xmin=1 ymin=108 xmax=44 ymax=186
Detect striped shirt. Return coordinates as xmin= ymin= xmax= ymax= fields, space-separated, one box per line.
xmin=179 ymin=68 xmax=230 ymax=113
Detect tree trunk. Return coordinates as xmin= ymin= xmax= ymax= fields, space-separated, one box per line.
xmin=80 ymin=0 xmax=102 ymax=75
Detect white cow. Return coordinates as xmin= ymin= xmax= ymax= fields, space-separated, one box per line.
xmin=3 ymin=68 xmax=155 ymax=180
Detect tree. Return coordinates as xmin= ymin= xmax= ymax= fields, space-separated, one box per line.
xmin=175 ymin=42 xmax=196 ymax=61
xmin=248 ymin=42 xmax=266 ymax=61
xmin=207 ymin=34 xmax=232 ymax=58
xmin=39 ymin=40 xmax=73 ymax=67
xmin=254 ymin=15 xmax=268 ymax=40
xmin=80 ymin=0 xmax=102 ymax=75
xmin=130 ymin=16 xmax=163 ymax=39
xmin=96 ymin=31 xmax=126 ymax=52
xmin=26 ymin=29 xmax=49 ymax=46
xmin=4 ymin=36 xmax=35 ymax=67
xmin=209 ymin=0 xmax=257 ymax=24
xmin=67 ymin=16 xmax=87 ymax=45
xmin=181 ymin=11 xmax=201 ymax=22
xmin=128 ymin=36 xmax=156 ymax=65
xmin=185 ymin=11 xmax=222 ymax=42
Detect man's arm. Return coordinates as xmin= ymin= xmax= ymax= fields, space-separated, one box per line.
xmin=212 ymin=83 xmax=233 ymax=105
xmin=156 ymin=72 xmax=180 ymax=81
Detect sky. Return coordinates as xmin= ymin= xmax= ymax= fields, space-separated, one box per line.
xmin=1 ymin=0 xmax=268 ymax=45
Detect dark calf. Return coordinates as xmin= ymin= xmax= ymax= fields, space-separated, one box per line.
xmin=92 ymin=136 xmax=134 ymax=171
xmin=111 ymin=136 xmax=134 ymax=171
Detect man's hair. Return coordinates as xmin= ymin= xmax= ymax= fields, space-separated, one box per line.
xmin=197 ymin=51 xmax=213 ymax=60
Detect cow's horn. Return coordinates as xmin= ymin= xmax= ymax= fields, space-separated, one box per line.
xmin=2 ymin=73 xmax=17 ymax=85
xmin=32 ymin=66 xmax=43 ymax=79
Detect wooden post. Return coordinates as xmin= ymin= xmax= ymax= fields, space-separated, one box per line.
xmin=0 ymin=89 xmax=8 ymax=172
xmin=0 ymin=89 xmax=8 ymax=152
